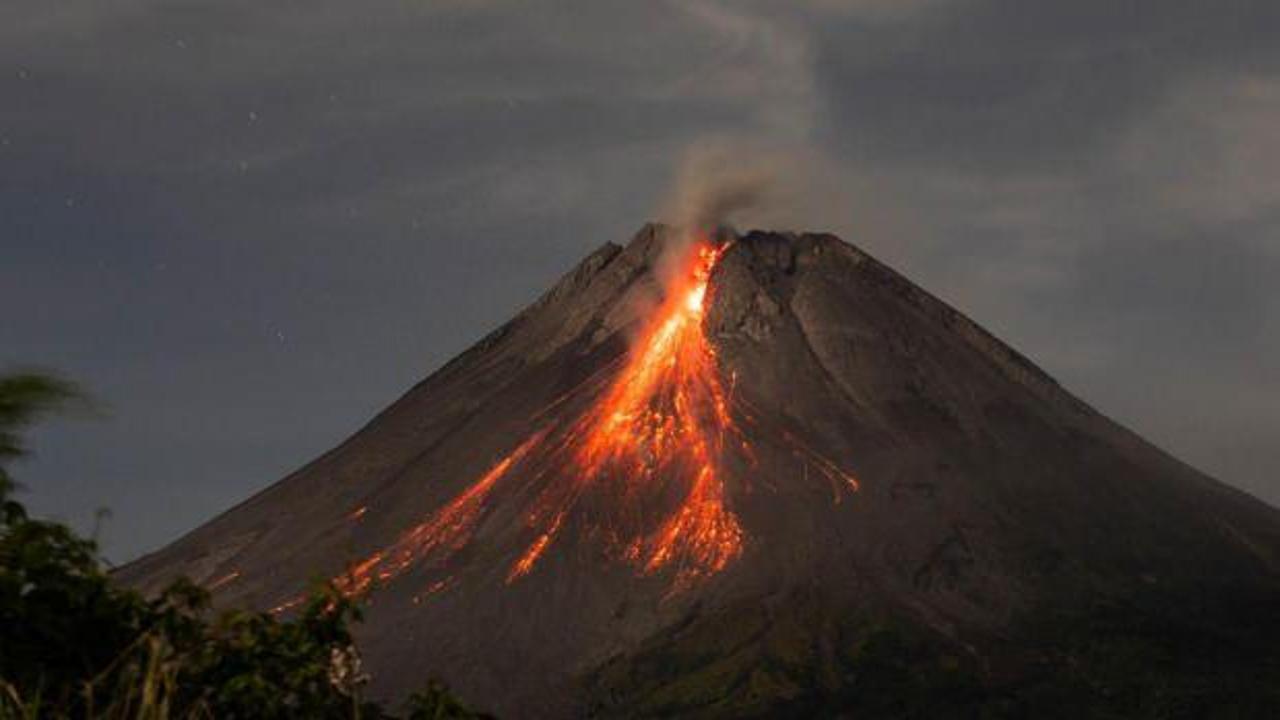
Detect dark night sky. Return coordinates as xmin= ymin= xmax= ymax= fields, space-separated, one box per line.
xmin=3 ymin=1 xmax=1278 ymax=563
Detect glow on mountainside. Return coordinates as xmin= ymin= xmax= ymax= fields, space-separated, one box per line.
xmin=287 ymin=234 xmax=858 ymax=608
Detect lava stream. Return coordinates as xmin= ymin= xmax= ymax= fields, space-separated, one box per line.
xmin=323 ymin=237 xmax=754 ymax=600
xmin=567 ymin=241 xmax=743 ymax=587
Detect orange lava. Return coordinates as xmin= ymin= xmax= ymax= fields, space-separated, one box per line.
xmin=287 ymin=233 xmax=859 ymax=610
xmin=507 ymin=509 xmax=566 ymax=582
xmin=334 ymin=431 xmax=546 ymax=597
xmin=320 ymin=237 xmax=745 ymax=601
xmin=781 ymin=428 xmax=860 ymax=502
xmin=205 ymin=570 xmax=240 ymax=591
xmin=563 ymin=241 xmax=743 ymax=587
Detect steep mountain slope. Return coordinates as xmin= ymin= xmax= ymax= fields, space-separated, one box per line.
xmin=119 ymin=224 xmax=1280 ymax=717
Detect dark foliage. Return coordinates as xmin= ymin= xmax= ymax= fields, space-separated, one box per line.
xmin=0 ymin=371 xmax=487 ymax=719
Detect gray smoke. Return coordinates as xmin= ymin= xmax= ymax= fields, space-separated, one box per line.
xmin=656 ymin=135 xmax=849 ymax=246
xmin=662 ymin=138 xmax=775 ymax=234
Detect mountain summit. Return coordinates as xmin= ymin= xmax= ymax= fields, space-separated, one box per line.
xmin=121 ymin=224 xmax=1280 ymax=717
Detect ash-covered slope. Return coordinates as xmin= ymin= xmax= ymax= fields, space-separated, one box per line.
xmin=120 ymin=225 xmax=1280 ymax=717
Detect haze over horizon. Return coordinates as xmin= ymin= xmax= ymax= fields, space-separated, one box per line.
xmin=3 ymin=0 xmax=1279 ymax=562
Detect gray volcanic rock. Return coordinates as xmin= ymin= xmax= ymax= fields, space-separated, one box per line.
xmin=119 ymin=225 xmax=1280 ymax=718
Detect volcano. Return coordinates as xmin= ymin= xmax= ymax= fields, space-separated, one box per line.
xmin=120 ymin=225 xmax=1280 ymax=717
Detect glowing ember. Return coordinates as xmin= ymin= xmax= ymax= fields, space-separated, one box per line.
xmin=206 ymin=570 xmax=240 ymax=591
xmin=269 ymin=595 xmax=305 ymax=615
xmin=781 ymin=429 xmax=860 ymax=502
xmin=507 ymin=509 xmax=566 ymax=582
xmin=412 ymin=577 xmax=454 ymax=604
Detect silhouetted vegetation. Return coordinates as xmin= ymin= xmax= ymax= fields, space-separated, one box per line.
xmin=0 ymin=371 xmax=488 ymax=719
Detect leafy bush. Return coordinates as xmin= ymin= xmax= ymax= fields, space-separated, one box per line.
xmin=0 ymin=372 xmax=488 ymax=719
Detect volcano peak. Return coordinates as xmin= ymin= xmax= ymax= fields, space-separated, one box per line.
xmin=120 ymin=223 xmax=1280 ymax=717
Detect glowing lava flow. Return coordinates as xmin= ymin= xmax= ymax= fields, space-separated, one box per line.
xmin=333 ymin=431 xmax=547 ymax=598
xmin=321 ymin=239 xmax=745 ymax=600
xmin=563 ymin=241 xmax=743 ymax=587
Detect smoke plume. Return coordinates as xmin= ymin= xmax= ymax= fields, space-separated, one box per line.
xmin=662 ymin=138 xmax=775 ymax=234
